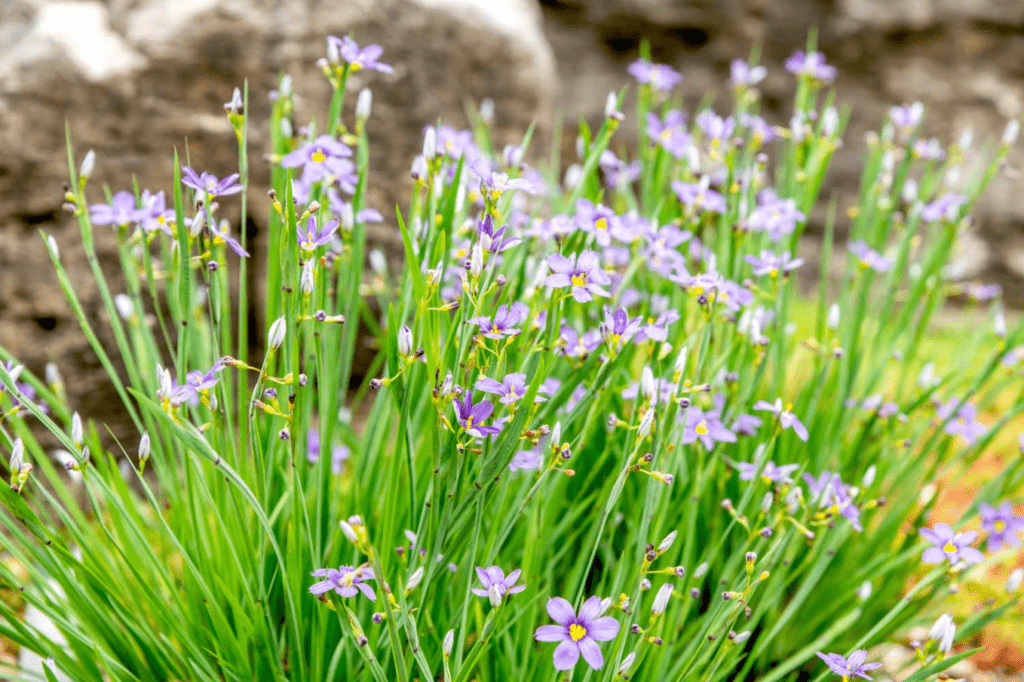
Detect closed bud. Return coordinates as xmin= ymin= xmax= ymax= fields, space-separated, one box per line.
xmin=79 ymin=150 xmax=96 ymax=178
xmin=918 ymin=362 xmax=936 ymax=388
xmin=470 ymin=241 xmax=484 ymax=278
xmin=822 ymin=107 xmax=839 ymax=137
xmin=995 ymin=307 xmax=1007 ymax=338
xmin=340 ymin=519 xmax=359 ymax=544
xmin=652 ymin=583 xmax=673 ymax=616
xmin=406 ymin=567 xmax=424 ymax=593
xmin=827 ymin=303 xmax=840 ymax=330
xmin=398 ymin=325 xmax=413 ymax=357
xmin=9 ymin=438 xmax=24 ymax=472
xmin=640 ymin=366 xmax=656 ymax=400
xmin=693 ymin=562 xmax=709 ymax=578
xmin=732 ymin=630 xmax=751 ymax=644
xmin=862 ymin=465 xmax=876 ymax=488
xmin=443 ymin=629 xmax=455 ymax=657
xmin=761 ymin=492 xmax=774 ymax=513
xmin=856 ymin=580 xmax=872 ymax=601
xmin=617 ymin=651 xmax=636 ymax=676
xmin=45 ymin=363 xmax=62 ymax=388
xmin=674 ymin=345 xmax=688 ymax=374
xmin=422 ymin=126 xmax=437 ymax=159
xmin=71 ymin=412 xmax=83 ymax=448
xmin=637 ymin=409 xmax=655 ymax=438
xmin=1004 ymin=120 xmax=1020 ymax=146
xmin=139 ymin=432 xmax=151 ymax=461
xmin=326 ymin=37 xmax=341 ymax=64
xmin=563 ymin=163 xmax=582 ymax=190
xmin=280 ymin=118 xmax=293 ymax=139
xmin=550 ymin=422 xmax=562 ymax=447
xmin=928 ymin=613 xmax=955 ymax=653
xmin=657 ymin=530 xmax=677 ymax=554
xmin=47 ymin=235 xmax=60 ymax=259
xmin=1006 ymin=568 xmax=1023 ymax=592
xmin=268 ymin=317 xmax=287 ymax=350
xmin=356 ymin=88 xmax=372 ymax=119
xmin=301 ymin=260 xmax=315 ymax=296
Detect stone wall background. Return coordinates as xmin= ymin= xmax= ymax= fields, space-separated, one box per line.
xmin=2 ymin=0 xmax=1024 ymax=431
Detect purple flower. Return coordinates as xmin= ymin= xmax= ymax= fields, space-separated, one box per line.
xmin=470 ymin=159 xmax=536 ymax=198
xmin=453 ymin=391 xmax=502 ymax=438
xmin=599 ymin=150 xmax=642 ymax=189
xmin=470 ymin=303 xmax=529 ymax=340
xmin=696 ymin=110 xmax=735 ymax=148
xmin=646 ymin=110 xmax=691 ymax=158
xmin=921 ymin=193 xmax=967 ymax=223
xmin=327 ymin=35 xmax=393 ymax=73
xmin=936 ymin=398 xmax=986 ymax=445
xmin=815 ymin=651 xmax=881 ymax=681
xmin=474 ymin=373 xmax=527 ymax=405
xmin=848 ymin=240 xmax=892 ymax=273
xmin=309 ymin=565 xmax=376 ymax=600
xmin=730 ymin=59 xmax=766 ymax=87
xmin=559 ymin=324 xmax=603 ymax=358
xmin=784 ymin=50 xmax=837 ymax=82
xmin=477 ymin=214 xmax=521 ymax=254
xmin=281 ymin=135 xmax=353 ymax=183
xmin=635 ymin=310 xmax=680 ymax=343
xmin=535 ymin=596 xmax=620 ymax=671
xmin=600 ymin=307 xmax=641 ymax=348
xmin=545 ymin=251 xmax=611 ymax=303
xmin=919 ymin=523 xmax=984 ymax=565
xmin=889 ymin=102 xmax=924 ymax=131
xmin=471 ymin=566 xmax=526 ymax=602
xmin=297 ymin=215 xmax=339 ymax=252
xmin=913 ymin=137 xmax=946 ymax=161
xmin=137 ymin=190 xmax=175 ymax=236
xmin=732 ymin=412 xmax=764 ymax=437
xmin=306 ymin=429 xmax=350 ymax=475
xmin=211 ymin=219 xmax=249 ymax=257
xmin=672 ymin=179 xmax=726 ymax=214
xmin=738 ymin=459 xmax=798 ymax=485
xmin=681 ymin=406 xmax=737 ymax=449
xmin=90 ymin=191 xmax=140 ymax=227
xmin=509 ymin=446 xmax=543 ymax=472
xmin=962 ymin=282 xmax=1002 ymax=302
xmin=746 ymin=189 xmax=804 ymax=241
xmin=574 ymin=199 xmax=619 ymax=247
xmin=434 ymin=125 xmax=479 ymax=161
xmin=181 ymin=167 xmax=242 ymax=199
xmin=979 ymin=502 xmax=1024 ymax=552
xmin=627 ymin=59 xmax=682 ymax=92
xmin=674 ymin=272 xmax=753 ymax=312
xmin=745 ymin=251 xmax=804 ymax=277
xmin=804 ymin=471 xmax=862 ymax=531
xmin=754 ymin=399 xmax=809 ymax=441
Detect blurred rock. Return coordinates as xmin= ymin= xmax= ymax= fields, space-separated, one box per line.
xmin=0 ymin=0 xmax=556 ymax=438
xmin=540 ymin=0 xmax=1024 ymax=303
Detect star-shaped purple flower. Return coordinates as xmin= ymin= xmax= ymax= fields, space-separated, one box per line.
xmin=534 ymin=596 xmax=620 ymax=671
xmin=469 ymin=302 xmax=529 ymax=340
xmin=627 ymin=58 xmax=682 ymax=92
xmin=90 ymin=191 xmax=140 ymax=227
xmin=471 ymin=566 xmax=526 ymax=602
xmin=545 ymin=251 xmax=611 ymax=303
xmin=281 ymin=135 xmax=353 ymax=183
xmin=848 ymin=240 xmax=892 ymax=273
xmin=474 ymin=373 xmax=527 ymax=405
xmin=815 ymin=650 xmax=881 ymax=680
xmin=754 ymin=399 xmax=809 ymax=441
xmin=785 ymin=50 xmax=837 ymax=82
xmin=453 ymin=391 xmax=502 ymax=438
xmin=181 ymin=167 xmax=242 ymax=199
xmin=327 ymin=35 xmax=393 ymax=73
xmin=979 ymin=502 xmax=1024 ymax=552
xmin=744 ymin=251 xmax=804 ymax=277
xmin=309 ymin=565 xmax=376 ymax=600
xmin=920 ymin=523 xmax=985 ymax=566
xmin=297 ymin=215 xmax=339 ymax=252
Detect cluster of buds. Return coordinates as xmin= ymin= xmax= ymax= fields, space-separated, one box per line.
xmin=911 ymin=613 xmax=955 ymax=663
xmin=340 ymin=515 xmax=372 ymax=554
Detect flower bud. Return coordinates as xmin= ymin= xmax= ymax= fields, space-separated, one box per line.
xmin=856 ymin=580 xmax=872 ymax=601
xmin=693 ymin=562 xmax=709 ymax=578
xmin=657 ymin=530 xmax=677 ymax=554
xmin=674 ymin=345 xmax=688 ymax=374
xmin=79 ymin=150 xmax=96 ymax=179
xmin=640 ymin=367 xmax=656 ymax=401
xmin=1006 ymin=568 xmax=1023 ymax=592
xmin=637 ymin=409 xmax=655 ymax=439
xmin=563 ymin=164 xmax=582 ymax=190
xmin=1004 ymin=120 xmax=1020 ymax=146
xmin=47 ymin=235 xmax=60 ymax=259
xmin=443 ymin=629 xmax=455 ymax=657
xmin=340 ymin=519 xmax=359 ymax=544
xmin=822 ymin=107 xmax=839 ymax=137
xmin=71 ymin=412 xmax=83 ymax=448
xmin=928 ymin=613 xmax=955 ymax=653
xmin=45 ymin=363 xmax=62 ymax=388
xmin=995 ymin=307 xmax=1007 ymax=338
xmin=422 ymin=126 xmax=437 ymax=159
xmin=732 ymin=630 xmax=751 ymax=644
xmin=652 ymin=583 xmax=673 ymax=616
xmin=617 ymin=652 xmax=636 ymax=676
xmin=301 ymin=260 xmax=315 ymax=296
xmin=406 ymin=567 xmax=424 ymax=593
xmin=761 ymin=492 xmax=774 ymax=513
xmin=268 ymin=317 xmax=287 ymax=350
xmin=326 ymin=37 xmax=341 ymax=64
xmin=280 ymin=118 xmax=293 ymax=139
xmin=9 ymin=438 xmax=24 ymax=472
xmin=397 ymin=325 xmax=413 ymax=357
xmin=827 ymin=304 xmax=840 ymax=330
xmin=139 ymin=432 xmax=151 ymax=462
xmin=356 ymin=88 xmax=372 ymax=119
xmin=862 ymin=465 xmax=876 ymax=488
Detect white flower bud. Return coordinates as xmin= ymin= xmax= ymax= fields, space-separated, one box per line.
xmin=114 ymin=293 xmax=134 ymax=321
xmin=268 ymin=317 xmax=287 ymax=350
xmin=301 ymin=260 xmax=315 ymax=296
xmin=47 ymin=235 xmax=60 ymax=259
xmin=604 ymin=91 xmax=618 ymax=118
xmin=995 ymin=307 xmax=1007 ymax=338
xmin=479 ymin=98 xmax=494 ymax=125
xmin=398 ymin=325 xmax=413 ymax=357
xmin=640 ymin=366 xmax=656 ymax=400
xmin=1006 ymin=568 xmax=1023 ymax=592
xmin=693 ymin=562 xmax=709 ymax=579
xmin=551 ymin=422 xmax=562 ymax=447
xmin=617 ymin=652 xmax=636 ymax=675
xmin=139 ymin=432 xmax=151 ymax=460
xmin=637 ymin=409 xmax=655 ymax=439
xmin=9 ymin=438 xmax=24 ymax=472
xmin=71 ymin=412 xmax=83 ymax=448
xmin=575 ymin=135 xmax=586 ymax=160
xmin=732 ymin=630 xmax=751 ymax=644
xmin=406 ymin=567 xmax=424 ymax=593
xmin=822 ymin=107 xmax=839 ymax=137
xmin=54 ymin=449 xmax=81 ymax=482
xmin=326 ymin=37 xmax=340 ymax=65
xmin=674 ymin=345 xmax=688 ymax=374
xmin=1003 ymin=120 xmax=1020 ymax=146
xmin=652 ymin=583 xmax=673 ymax=616
xmin=928 ymin=613 xmax=955 ymax=653
xmin=761 ymin=492 xmax=774 ymax=513
xmin=827 ymin=304 xmax=840 ymax=330
xmin=79 ymin=150 xmax=96 ymax=178
xmin=422 ymin=126 xmax=437 ymax=159
xmin=443 ymin=629 xmax=455 ymax=657
xmin=45 ymin=363 xmax=62 ymax=387
xmin=280 ymin=118 xmax=293 ymax=139
xmin=958 ymin=128 xmax=974 ymax=151
xmin=657 ymin=530 xmax=677 ymax=554
xmin=862 ymin=465 xmax=876 ymax=488
xmin=356 ymin=88 xmax=372 ymax=119
xmin=563 ymin=163 xmax=583 ymax=190
xmin=856 ymin=580 xmax=872 ymax=601
xmin=902 ymin=178 xmax=918 ymax=204
xmin=470 ymin=241 xmax=484 ymax=278
xmin=411 ymin=155 xmax=428 ymax=180
xmin=785 ymin=486 xmax=803 ymax=513
xmin=918 ymin=362 xmax=935 ymax=388
xmin=339 ymin=519 xmax=359 ymax=544
xmin=368 ymin=249 xmax=387 ymax=275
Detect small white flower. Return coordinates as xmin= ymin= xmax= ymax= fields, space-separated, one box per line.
xmin=356 ymin=88 xmax=372 ymax=119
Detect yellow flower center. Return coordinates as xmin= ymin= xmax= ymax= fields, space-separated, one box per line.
xmin=571 ymin=274 xmax=588 ymax=287
xmin=595 ymin=217 xmax=609 ymax=231
xmin=942 ymin=541 xmax=956 ymax=553
xmin=770 ymin=267 xmax=779 ymax=277
xmin=569 ymin=623 xmax=587 ymax=642
xmin=691 ymin=286 xmax=704 ymax=296
xmin=465 ymin=416 xmax=474 ymax=429
xmin=350 ymin=62 xmax=363 ymax=72
xmin=995 ymin=520 xmax=1007 ymax=532
xmin=341 ymin=573 xmax=354 ymax=587
xmin=311 ymin=149 xmax=327 ymax=164
xmin=695 ymin=420 xmax=709 ymax=435
xmin=660 ymin=129 xmax=671 ymax=141
xmin=491 ymin=325 xmax=501 ymax=335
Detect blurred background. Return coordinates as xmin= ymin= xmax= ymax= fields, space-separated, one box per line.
xmin=1 ymin=0 xmax=1024 ymax=674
